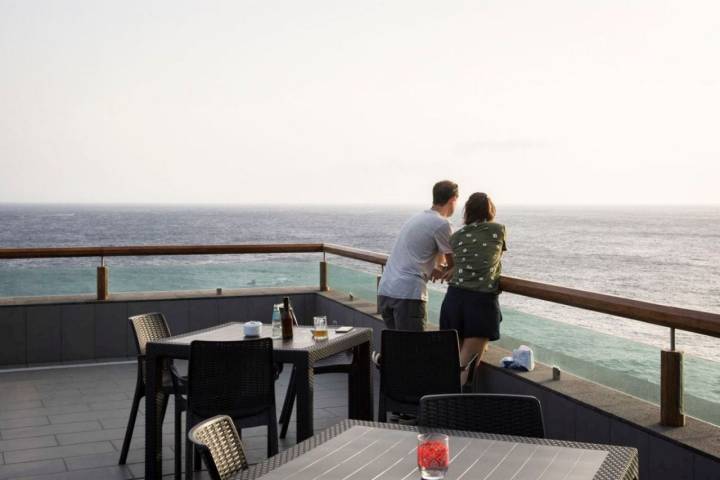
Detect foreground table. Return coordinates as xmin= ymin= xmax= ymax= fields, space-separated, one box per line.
xmin=144 ymin=323 xmax=373 ymax=479
xmin=239 ymin=420 xmax=639 ymax=480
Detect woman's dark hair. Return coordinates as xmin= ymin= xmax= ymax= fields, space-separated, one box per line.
xmin=464 ymin=192 xmax=496 ymax=225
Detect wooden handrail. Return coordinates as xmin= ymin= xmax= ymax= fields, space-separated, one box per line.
xmin=0 ymin=244 xmax=324 ymax=259
xmin=1 ymin=242 xmax=719 ymax=338
xmin=499 ymin=276 xmax=720 ymax=338
xmin=323 ymin=243 xmax=387 ymax=265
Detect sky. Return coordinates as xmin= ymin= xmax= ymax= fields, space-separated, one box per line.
xmin=0 ymin=0 xmax=719 ymax=206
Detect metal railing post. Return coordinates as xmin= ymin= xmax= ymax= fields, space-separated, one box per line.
xmin=96 ymin=257 xmax=109 ymax=301
xmin=660 ymin=327 xmax=685 ymax=426
xmin=319 ymin=259 xmax=329 ymax=292
xmin=376 ymin=266 xmax=383 ymax=315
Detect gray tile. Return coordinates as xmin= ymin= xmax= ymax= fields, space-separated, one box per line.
xmin=94 ymin=303 xmax=128 ymax=359
xmin=0 ymin=459 xmax=66 ymax=480
xmin=61 ymin=304 xmax=95 ymax=362
xmin=26 ymin=306 xmax=62 ymax=364
xmin=100 ymin=416 xmax=143 ymax=430
xmin=13 ymin=465 xmax=133 ymax=480
xmin=48 ymin=408 xmax=131 ymax=425
xmin=188 ymin=299 xmax=219 ymax=331
xmin=4 ymin=441 xmax=115 ymax=464
xmin=42 ymin=393 xmax=128 ymax=408
xmin=0 ymin=435 xmax=57 ymax=453
xmin=56 ymin=427 xmax=131 ymax=446
xmin=65 ymin=446 xmax=173 ymax=470
xmin=1 ymin=421 xmax=101 ymax=440
xmin=0 ymin=417 xmax=50 ymax=430
xmin=0 ymin=400 xmax=43 ymax=412
xmin=0 ymin=404 xmax=89 ymax=422
xmin=0 ymin=307 xmax=26 ymax=366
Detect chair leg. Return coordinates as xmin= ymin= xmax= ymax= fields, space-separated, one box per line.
xmin=378 ymin=395 xmax=387 ymax=422
xmin=279 ymin=367 xmax=297 ymax=439
xmin=118 ymin=383 xmax=143 ymax=465
xmin=194 ymin=446 xmax=201 ymax=472
xmin=185 ymin=414 xmax=194 ymax=480
xmin=159 ymin=393 xmax=170 ymax=424
xmin=174 ymin=397 xmax=183 ymax=480
xmin=268 ymin=409 xmax=279 ymax=457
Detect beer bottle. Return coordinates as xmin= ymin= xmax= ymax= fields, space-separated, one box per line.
xmin=281 ymin=296 xmax=294 ymax=340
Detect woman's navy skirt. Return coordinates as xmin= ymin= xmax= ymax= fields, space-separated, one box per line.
xmin=439 ymin=285 xmax=502 ymax=340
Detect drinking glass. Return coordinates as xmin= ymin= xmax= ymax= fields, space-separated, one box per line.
xmin=417 ymin=433 xmax=449 ymax=480
xmin=271 ymin=304 xmax=282 ymax=339
xmin=313 ymin=316 xmax=328 ymax=340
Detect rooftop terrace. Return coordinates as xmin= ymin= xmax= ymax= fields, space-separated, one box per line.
xmin=0 ymin=361 xmax=354 ymax=480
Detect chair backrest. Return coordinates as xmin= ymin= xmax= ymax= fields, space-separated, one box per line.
xmin=380 ymin=330 xmax=462 ymax=404
xmin=188 ymin=339 xmax=276 ymax=419
xmin=188 ymin=415 xmax=248 ymax=480
xmin=418 ymin=393 xmax=545 ymax=438
xmin=129 ymin=312 xmax=171 ymax=355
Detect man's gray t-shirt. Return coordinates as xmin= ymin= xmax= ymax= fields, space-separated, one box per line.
xmin=378 ymin=210 xmax=453 ymax=301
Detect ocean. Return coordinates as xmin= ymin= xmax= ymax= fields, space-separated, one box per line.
xmin=1 ymin=204 xmax=719 ymax=424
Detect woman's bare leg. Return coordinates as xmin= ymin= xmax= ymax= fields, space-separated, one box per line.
xmin=460 ymin=337 xmax=489 ymax=385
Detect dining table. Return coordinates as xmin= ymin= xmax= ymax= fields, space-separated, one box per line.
xmin=237 ymin=420 xmax=639 ymax=480
xmin=144 ymin=323 xmax=373 ymax=479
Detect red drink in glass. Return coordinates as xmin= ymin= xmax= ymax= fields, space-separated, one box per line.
xmin=417 ymin=433 xmax=449 ymax=480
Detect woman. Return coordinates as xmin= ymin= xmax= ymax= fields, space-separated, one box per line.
xmin=439 ymin=192 xmax=507 ymax=385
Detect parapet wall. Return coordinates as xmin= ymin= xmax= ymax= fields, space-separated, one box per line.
xmin=0 ymin=287 xmax=317 ymax=367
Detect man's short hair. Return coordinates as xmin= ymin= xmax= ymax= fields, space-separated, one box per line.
xmin=432 ymin=180 xmax=459 ymax=205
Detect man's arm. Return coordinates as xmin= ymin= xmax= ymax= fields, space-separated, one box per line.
xmin=441 ymin=253 xmax=455 ymax=282
xmin=431 ymin=223 xmax=455 ymax=283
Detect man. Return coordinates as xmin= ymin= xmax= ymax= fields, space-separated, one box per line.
xmin=378 ymin=180 xmax=458 ymax=331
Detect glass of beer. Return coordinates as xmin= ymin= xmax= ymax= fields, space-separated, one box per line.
xmin=313 ymin=316 xmax=328 ymax=340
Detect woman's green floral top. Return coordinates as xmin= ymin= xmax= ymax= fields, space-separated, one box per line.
xmin=449 ymin=222 xmax=507 ymax=292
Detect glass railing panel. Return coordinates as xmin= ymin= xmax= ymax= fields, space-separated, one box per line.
xmin=681 ymin=350 xmax=720 ymax=427
xmin=326 ymin=263 xmax=380 ymax=304
xmin=0 ymin=259 xmax=97 ymax=297
xmin=0 ymin=256 xmax=320 ymax=297
xmin=111 ymin=257 xmax=318 ymax=293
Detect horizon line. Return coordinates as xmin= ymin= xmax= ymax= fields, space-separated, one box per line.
xmin=0 ymin=201 xmax=719 ymax=208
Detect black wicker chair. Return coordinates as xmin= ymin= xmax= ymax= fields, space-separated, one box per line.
xmin=277 ymin=351 xmax=353 ymax=438
xmin=183 ymin=339 xmax=278 ymax=480
xmin=188 ymin=415 xmax=248 ymax=480
xmin=418 ymin=393 xmax=545 ymax=438
xmin=378 ymin=330 xmax=463 ymax=422
xmin=119 ymin=312 xmax=186 ymax=480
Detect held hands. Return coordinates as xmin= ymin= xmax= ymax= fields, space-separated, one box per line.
xmin=431 ymin=265 xmax=454 ymax=283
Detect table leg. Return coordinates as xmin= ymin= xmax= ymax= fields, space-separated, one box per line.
xmin=349 ymin=341 xmax=373 ymax=420
xmin=145 ymin=352 xmax=166 ymax=479
xmin=295 ymin=357 xmax=314 ymax=442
